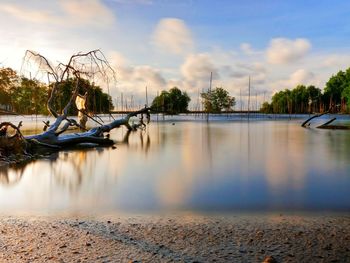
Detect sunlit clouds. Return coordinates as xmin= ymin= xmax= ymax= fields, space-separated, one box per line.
xmin=153 ymin=18 xmax=194 ymax=55
xmin=266 ymin=38 xmax=311 ymax=64
xmin=0 ymin=0 xmax=349 ymax=108
xmin=287 ymin=69 xmax=315 ymax=87
xmin=0 ymin=0 xmax=115 ymax=27
xmin=179 ymin=53 xmax=218 ymax=94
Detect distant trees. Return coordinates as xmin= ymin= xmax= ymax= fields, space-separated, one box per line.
xmin=52 ymin=78 xmax=113 ymax=115
xmin=201 ymin=87 xmax=235 ymax=113
xmin=151 ymin=87 xmax=190 ymax=114
xmin=11 ymin=77 xmax=48 ymax=114
xmin=323 ymin=68 xmax=350 ymax=111
xmin=0 ymin=67 xmax=17 ymax=108
xmin=0 ymin=67 xmax=113 ymax=115
xmin=266 ymin=85 xmax=322 ymax=114
xmin=260 ymin=102 xmax=273 ymax=113
xmin=0 ymin=68 xmax=49 ymax=114
xmin=262 ymin=67 xmax=350 ymax=114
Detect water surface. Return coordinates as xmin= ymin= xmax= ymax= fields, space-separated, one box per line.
xmin=0 ymin=115 xmax=349 ymax=214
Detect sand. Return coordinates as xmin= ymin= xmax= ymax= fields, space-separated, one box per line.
xmin=0 ymin=213 xmax=349 ymax=262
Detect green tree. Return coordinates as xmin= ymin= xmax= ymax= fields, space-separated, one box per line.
xmin=340 ymin=68 xmax=350 ymax=111
xmin=0 ymin=67 xmax=18 ymax=107
xmin=342 ymin=85 xmax=350 ymax=112
xmin=201 ymin=87 xmax=235 ymax=113
xmin=271 ymin=90 xmax=289 ymax=113
xmin=51 ymin=78 xmax=113 ymax=115
xmin=323 ymin=68 xmax=350 ymax=111
xmin=260 ymin=102 xmax=273 ymax=113
xmin=11 ymin=77 xmax=48 ymax=114
xmin=305 ymin=85 xmax=322 ymax=113
xmin=151 ymin=87 xmax=190 ymax=114
xmin=268 ymin=85 xmax=322 ymax=114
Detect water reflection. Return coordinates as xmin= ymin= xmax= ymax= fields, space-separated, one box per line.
xmin=119 ymin=129 xmax=151 ymax=155
xmin=0 ymin=162 xmax=27 ymax=186
xmin=0 ymin=119 xmax=349 ymax=213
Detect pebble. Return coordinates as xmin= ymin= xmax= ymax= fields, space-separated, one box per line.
xmin=262 ymin=255 xmax=277 ymax=263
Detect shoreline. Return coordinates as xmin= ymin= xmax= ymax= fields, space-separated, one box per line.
xmin=0 ymin=213 xmax=349 ymax=262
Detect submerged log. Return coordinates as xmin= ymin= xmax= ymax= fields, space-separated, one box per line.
xmin=0 ymin=107 xmax=151 ymax=165
xmin=317 ymin=124 xmax=350 ymax=130
xmin=301 ymin=111 xmax=329 ymax=127
xmin=0 ymin=49 xmax=151 ymax=164
xmin=25 ymin=107 xmax=150 ymax=148
xmin=301 ymin=106 xmax=350 ymax=130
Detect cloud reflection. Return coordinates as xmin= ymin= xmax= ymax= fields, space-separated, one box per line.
xmin=0 ymin=119 xmax=349 ymax=212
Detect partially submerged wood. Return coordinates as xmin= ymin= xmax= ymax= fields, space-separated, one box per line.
xmin=302 ymin=109 xmax=350 ymax=130
xmin=301 ymin=110 xmax=330 ymax=127
xmin=25 ymin=107 xmax=150 ymax=148
xmin=0 ymin=50 xmax=151 ymax=164
xmin=317 ymin=117 xmax=350 ymax=129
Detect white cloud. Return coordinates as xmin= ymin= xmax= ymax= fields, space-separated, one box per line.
xmin=0 ymin=0 xmax=115 ymax=27
xmin=271 ymin=69 xmax=315 ymax=93
xmin=288 ymin=69 xmax=315 ymax=86
xmin=266 ymin=38 xmax=311 ymax=64
xmin=60 ymin=0 xmax=115 ymax=27
xmin=321 ymin=54 xmax=350 ymax=69
xmin=240 ymin=43 xmax=258 ymax=56
xmin=109 ymin=51 xmax=128 ymax=67
xmin=108 ymin=53 xmax=167 ymax=104
xmin=181 ymin=53 xmax=218 ymax=82
xmin=153 ymin=18 xmax=193 ymax=55
xmin=180 ymin=53 xmax=219 ymax=93
xmin=0 ymin=4 xmax=55 ymax=24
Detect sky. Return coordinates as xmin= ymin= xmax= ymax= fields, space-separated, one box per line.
xmin=0 ymin=0 xmax=349 ymax=109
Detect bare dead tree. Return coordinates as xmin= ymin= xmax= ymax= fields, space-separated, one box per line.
xmin=0 ymin=50 xmax=150 ymax=163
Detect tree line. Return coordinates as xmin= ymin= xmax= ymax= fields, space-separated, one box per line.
xmin=0 ymin=67 xmax=113 ymax=115
xmin=151 ymin=86 xmax=236 ymax=114
xmin=261 ymin=67 xmax=350 ymax=114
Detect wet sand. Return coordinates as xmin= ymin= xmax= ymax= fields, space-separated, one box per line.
xmin=0 ymin=213 xmax=349 ymax=262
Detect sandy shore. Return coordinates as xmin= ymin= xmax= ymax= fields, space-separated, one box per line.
xmin=0 ymin=213 xmax=349 ymax=262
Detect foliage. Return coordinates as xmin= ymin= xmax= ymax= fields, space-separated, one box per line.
xmin=11 ymin=78 xmax=49 ymax=114
xmin=262 ymin=85 xmax=322 ymax=114
xmin=201 ymin=87 xmax=235 ymax=113
xmin=0 ymin=67 xmax=113 ymax=115
xmin=0 ymin=67 xmax=17 ymax=106
xmin=151 ymin=87 xmax=190 ymax=114
xmin=342 ymin=86 xmax=350 ymax=111
xmin=261 ymin=67 xmax=350 ymax=114
xmin=260 ymin=102 xmax=273 ymax=113
xmin=323 ymin=69 xmax=350 ymax=109
xmin=52 ymin=78 xmax=113 ymax=115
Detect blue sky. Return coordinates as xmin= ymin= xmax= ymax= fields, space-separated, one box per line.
xmin=0 ymin=0 xmax=349 ymax=109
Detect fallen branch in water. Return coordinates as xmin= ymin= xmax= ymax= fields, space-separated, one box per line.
xmin=0 ymin=50 xmax=151 ymax=165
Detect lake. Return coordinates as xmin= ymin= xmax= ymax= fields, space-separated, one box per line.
xmin=0 ymin=114 xmax=349 ymax=214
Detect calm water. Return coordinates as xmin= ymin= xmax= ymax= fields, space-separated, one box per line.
xmin=0 ymin=115 xmax=350 ymax=214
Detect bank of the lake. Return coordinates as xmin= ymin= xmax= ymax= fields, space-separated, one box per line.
xmin=0 ymin=213 xmax=349 ymax=262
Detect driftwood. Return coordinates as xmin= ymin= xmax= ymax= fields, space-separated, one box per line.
xmin=301 ymin=107 xmax=350 ymax=130
xmin=317 ymin=118 xmax=350 ymax=130
xmin=0 ymin=50 xmax=151 ymax=164
xmin=301 ymin=111 xmax=330 ymax=127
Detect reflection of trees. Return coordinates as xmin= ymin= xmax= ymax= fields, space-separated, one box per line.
xmin=325 ymin=130 xmax=350 ymax=164
xmin=51 ymin=150 xmax=92 ymax=192
xmin=0 ymin=161 xmax=31 ymax=186
xmin=117 ymin=129 xmax=151 ymax=155
xmin=0 ymin=129 xmax=152 ymax=188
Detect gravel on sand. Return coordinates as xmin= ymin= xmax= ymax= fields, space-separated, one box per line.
xmin=0 ymin=214 xmax=349 ymax=262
